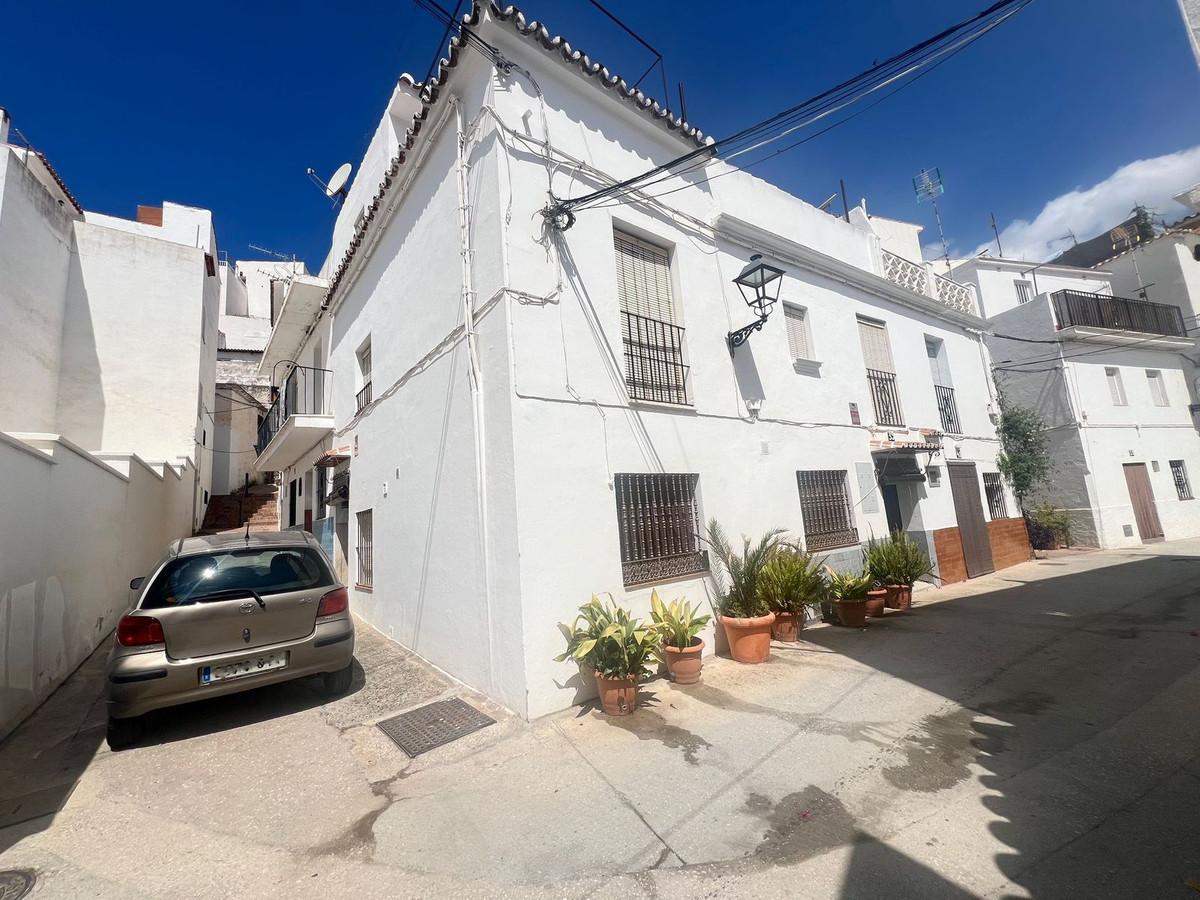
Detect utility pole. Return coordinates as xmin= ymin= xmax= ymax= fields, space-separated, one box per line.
xmin=990 ymin=212 xmax=1003 ymax=257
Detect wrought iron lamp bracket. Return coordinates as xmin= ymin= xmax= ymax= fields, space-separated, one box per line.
xmin=727 ymin=314 xmax=769 ymax=356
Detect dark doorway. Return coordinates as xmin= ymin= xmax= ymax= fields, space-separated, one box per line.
xmin=288 ymin=479 xmax=297 ymax=528
xmin=1123 ymin=463 xmax=1164 ymax=541
xmin=948 ymin=461 xmax=994 ymax=578
xmin=882 ymin=483 xmax=903 ymax=533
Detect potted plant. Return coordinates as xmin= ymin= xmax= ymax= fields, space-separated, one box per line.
xmin=825 ymin=567 xmax=873 ymax=628
xmin=759 ymin=545 xmax=826 ymax=642
xmin=649 ymin=590 xmax=711 ymax=684
xmin=555 ymin=595 xmax=661 ymax=716
xmin=704 ymin=519 xmax=783 ymax=663
xmin=863 ymin=536 xmax=896 ymax=617
xmin=871 ymin=531 xmax=936 ymax=610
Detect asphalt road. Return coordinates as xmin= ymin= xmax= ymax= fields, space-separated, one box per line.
xmin=1 ymin=540 xmax=1198 ymax=898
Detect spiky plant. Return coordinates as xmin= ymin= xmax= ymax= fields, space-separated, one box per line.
xmin=824 ymin=567 xmax=874 ymax=603
xmin=703 ymin=519 xmax=785 ymax=618
xmin=759 ymin=544 xmax=827 ymax=614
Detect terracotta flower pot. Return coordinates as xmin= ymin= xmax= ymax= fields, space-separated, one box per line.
xmin=719 ymin=612 xmax=776 ymax=663
xmin=835 ymin=601 xmax=867 ymax=628
xmin=885 ymin=584 xmax=913 ymax=610
xmin=864 ymin=588 xmax=887 ymax=618
xmin=771 ymin=611 xmax=804 ymax=642
xmin=594 ymin=672 xmax=638 ymax=716
xmin=663 ymin=638 xmax=705 ymax=684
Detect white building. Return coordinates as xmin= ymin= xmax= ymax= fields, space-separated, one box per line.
xmin=253 ymin=3 xmax=1026 ymax=719
xmin=953 ymin=254 xmax=1200 ymax=548
xmin=0 ymin=109 xmax=218 ymax=736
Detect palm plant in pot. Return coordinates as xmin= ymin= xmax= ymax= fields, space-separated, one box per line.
xmin=861 ymin=538 xmax=894 ymax=618
xmin=649 ymin=590 xmax=711 ymax=684
xmin=555 ymin=595 xmax=661 ymax=716
xmin=867 ymin=531 xmax=935 ymax=610
xmin=825 ymin=567 xmax=874 ymax=628
xmin=704 ymin=519 xmax=783 ymax=663
xmin=759 ymin=545 xmax=826 ymax=642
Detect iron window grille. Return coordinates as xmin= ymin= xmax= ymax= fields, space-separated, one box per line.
xmin=614 ymin=473 xmax=708 ymax=586
xmin=1170 ymin=460 xmax=1193 ymax=500
xmin=796 ymin=470 xmax=859 ymax=550
xmin=621 ymin=311 xmax=690 ymax=405
xmin=356 ymin=509 xmax=374 ymax=589
xmin=866 ymin=369 xmax=904 ymax=427
xmin=356 ymin=380 xmax=373 ymax=413
xmin=983 ymin=472 xmax=1008 ymax=519
xmin=934 ymin=384 xmax=961 ymax=434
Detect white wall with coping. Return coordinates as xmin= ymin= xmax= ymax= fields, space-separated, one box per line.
xmin=0 ymin=432 xmax=193 ymax=740
xmin=952 ymin=257 xmax=1114 ymax=319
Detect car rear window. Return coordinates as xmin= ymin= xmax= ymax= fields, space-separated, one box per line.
xmin=141 ymin=547 xmax=335 ymax=609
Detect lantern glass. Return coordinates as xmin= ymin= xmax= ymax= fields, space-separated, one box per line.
xmin=733 ymin=255 xmax=784 ymax=308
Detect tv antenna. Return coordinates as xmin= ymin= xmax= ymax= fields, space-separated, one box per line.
xmin=248 ymin=243 xmax=296 ymax=262
xmin=914 ymin=167 xmax=952 ymax=274
xmin=307 ymin=163 xmax=353 ymax=208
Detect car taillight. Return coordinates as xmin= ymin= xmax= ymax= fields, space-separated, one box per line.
xmin=117 ymin=615 xmax=164 ymax=647
xmin=317 ymin=587 xmax=349 ymax=617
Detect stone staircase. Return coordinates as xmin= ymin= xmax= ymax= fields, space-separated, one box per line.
xmin=199 ymin=486 xmax=279 ymax=535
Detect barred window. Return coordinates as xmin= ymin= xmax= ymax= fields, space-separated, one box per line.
xmin=1014 ymin=280 xmax=1035 ymax=304
xmin=796 ymin=470 xmax=858 ymax=550
xmin=1170 ymin=460 xmax=1193 ymax=500
xmin=356 ymin=509 xmax=374 ymax=589
xmin=614 ymin=473 xmax=707 ymax=586
xmin=983 ymin=472 xmax=1008 ymax=519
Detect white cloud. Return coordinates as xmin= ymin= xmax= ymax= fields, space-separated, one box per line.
xmin=973 ymin=145 xmax=1200 ymax=261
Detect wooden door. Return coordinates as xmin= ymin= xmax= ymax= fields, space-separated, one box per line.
xmin=1123 ymin=463 xmax=1164 ymax=541
xmin=948 ymin=462 xmax=995 ymax=578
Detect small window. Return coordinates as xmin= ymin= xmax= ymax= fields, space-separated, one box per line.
xmin=1014 ymin=280 xmax=1035 ymax=304
xmin=357 ymin=340 xmax=373 ymax=412
xmin=796 ymin=470 xmax=858 ymax=550
xmin=613 ymin=473 xmax=707 ymax=586
xmin=783 ymin=304 xmax=814 ymax=362
xmin=1146 ymin=369 xmax=1169 ymax=406
xmin=1105 ymin=368 xmax=1127 ymax=406
xmin=1170 ymin=460 xmax=1192 ymax=500
xmin=356 ymin=510 xmax=374 ymax=588
xmin=983 ymin=472 xmax=1008 ymax=519
xmin=926 ymin=465 xmax=941 ymax=487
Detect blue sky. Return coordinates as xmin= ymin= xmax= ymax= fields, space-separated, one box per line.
xmin=2 ymin=0 xmax=1198 ymax=269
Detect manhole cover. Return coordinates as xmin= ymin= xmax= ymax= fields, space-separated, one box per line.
xmin=0 ymin=869 xmax=35 ymax=900
xmin=377 ymin=698 xmax=495 ymax=757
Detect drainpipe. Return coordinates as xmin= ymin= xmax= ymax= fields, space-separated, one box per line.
xmin=453 ymin=97 xmax=498 ymax=698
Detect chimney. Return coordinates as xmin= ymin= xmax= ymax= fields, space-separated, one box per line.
xmin=0 ymin=108 xmax=10 ymax=145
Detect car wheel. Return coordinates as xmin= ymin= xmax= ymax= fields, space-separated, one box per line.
xmin=322 ymin=663 xmax=354 ymax=696
xmin=106 ymin=715 xmax=144 ymax=750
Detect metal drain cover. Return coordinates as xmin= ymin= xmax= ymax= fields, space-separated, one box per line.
xmin=0 ymin=869 xmax=35 ymax=900
xmin=377 ymin=698 xmax=495 ymax=757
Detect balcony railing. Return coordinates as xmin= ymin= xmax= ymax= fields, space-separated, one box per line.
xmin=620 ymin=310 xmax=690 ymax=406
xmin=1050 ymin=289 xmax=1187 ymax=338
xmin=866 ymin=368 xmax=904 ymax=427
xmin=934 ymin=384 xmax=961 ymax=434
xmin=356 ymin=380 xmax=372 ymax=413
xmin=880 ymin=249 xmax=978 ymax=316
xmin=256 ymin=365 xmax=333 ymax=454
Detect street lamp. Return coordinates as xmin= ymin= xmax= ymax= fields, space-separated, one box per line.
xmin=728 ymin=254 xmax=785 ymax=356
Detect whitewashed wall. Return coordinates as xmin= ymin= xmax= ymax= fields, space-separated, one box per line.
xmin=953 ymin=259 xmax=1114 ymax=319
xmin=0 ymin=433 xmax=193 ymax=740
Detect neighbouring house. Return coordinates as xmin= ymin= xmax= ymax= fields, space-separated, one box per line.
xmin=953 ymin=254 xmax=1200 ymax=548
xmin=0 ymin=108 xmax=218 ymax=737
xmin=251 ymin=2 xmax=1027 ymax=719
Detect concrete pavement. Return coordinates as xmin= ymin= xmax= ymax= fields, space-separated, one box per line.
xmin=1 ymin=541 xmax=1198 ymax=898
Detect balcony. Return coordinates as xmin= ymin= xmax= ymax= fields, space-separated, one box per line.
xmin=356 ymin=380 xmax=372 ymax=413
xmin=934 ymin=384 xmax=961 ymax=434
xmin=620 ymin=311 xmax=690 ymax=406
xmin=1050 ymin=289 xmax=1187 ymax=339
xmin=254 ymin=365 xmax=333 ymax=472
xmin=880 ymin=250 xmax=978 ymax=316
xmin=866 ymin=368 xmax=904 ymax=427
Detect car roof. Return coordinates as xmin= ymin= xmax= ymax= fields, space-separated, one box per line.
xmin=169 ymin=530 xmax=319 ymax=558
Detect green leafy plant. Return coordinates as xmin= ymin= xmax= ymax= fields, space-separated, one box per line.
xmin=759 ymin=545 xmax=826 ymax=614
xmin=703 ymin=519 xmax=785 ymax=618
xmin=996 ymin=398 xmax=1052 ymax=510
xmin=825 ymin=567 xmax=873 ymax=603
xmin=649 ymin=589 xmax=711 ymax=650
xmin=1027 ymin=502 xmax=1071 ymax=549
xmin=555 ymin=595 xmax=661 ymax=681
xmin=865 ymin=532 xmax=935 ymax=586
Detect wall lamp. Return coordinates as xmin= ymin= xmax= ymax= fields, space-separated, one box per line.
xmin=728 ymin=254 xmax=785 ymax=356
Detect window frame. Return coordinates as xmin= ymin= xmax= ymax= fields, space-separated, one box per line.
xmin=982 ymin=472 xmax=1008 ymax=519
xmin=1170 ymin=460 xmax=1193 ymax=500
xmin=1014 ymin=279 xmax=1035 ymax=304
xmin=356 ymin=509 xmax=374 ymax=590
xmin=783 ymin=303 xmax=816 ymax=364
xmin=1145 ymin=369 xmax=1169 ymax=407
xmin=613 ymin=473 xmax=708 ymax=587
xmin=796 ymin=469 xmax=859 ymax=551
xmin=1105 ymin=367 xmax=1128 ymax=406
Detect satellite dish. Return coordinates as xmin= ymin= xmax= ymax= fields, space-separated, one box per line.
xmin=325 ymin=163 xmax=352 ymax=198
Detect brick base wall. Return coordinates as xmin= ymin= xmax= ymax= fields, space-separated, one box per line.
xmin=932 ymin=518 xmax=1032 ymax=586
xmin=933 ymin=527 xmax=969 ymax=585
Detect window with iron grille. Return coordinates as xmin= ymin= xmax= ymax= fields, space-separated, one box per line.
xmin=613 ymin=473 xmax=707 ymax=586
xmin=614 ymin=230 xmax=690 ymax=405
xmin=1170 ymin=460 xmax=1192 ymax=500
xmin=356 ymin=509 xmax=374 ymax=589
xmin=1014 ymin=280 xmax=1035 ymax=304
xmin=796 ymin=470 xmax=858 ymax=550
xmin=983 ymin=472 xmax=1008 ymax=519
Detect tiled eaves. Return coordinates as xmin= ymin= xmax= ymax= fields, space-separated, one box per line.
xmin=324 ymin=0 xmax=710 ymax=309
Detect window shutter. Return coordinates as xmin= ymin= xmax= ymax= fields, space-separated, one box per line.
xmin=614 ymin=231 xmax=675 ymax=323
xmin=1106 ymin=368 xmax=1126 ymax=406
xmin=1146 ymin=370 xmax=1168 ymax=406
xmin=784 ymin=306 xmax=811 ymax=360
xmin=857 ymin=318 xmax=895 ymax=373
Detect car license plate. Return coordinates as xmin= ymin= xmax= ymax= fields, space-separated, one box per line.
xmin=200 ymin=652 xmax=288 ymax=684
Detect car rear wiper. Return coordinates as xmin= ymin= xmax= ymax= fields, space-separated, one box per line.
xmin=188 ymin=588 xmax=266 ymax=609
